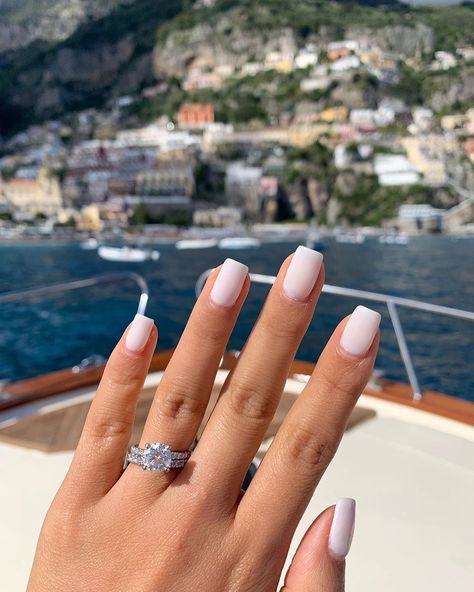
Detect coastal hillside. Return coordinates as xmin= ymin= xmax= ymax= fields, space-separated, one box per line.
xmin=1 ymin=0 xmax=473 ymax=135
xmin=0 ymin=0 xmax=185 ymax=134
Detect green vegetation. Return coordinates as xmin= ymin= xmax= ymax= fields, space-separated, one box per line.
xmin=157 ymin=0 xmax=474 ymax=53
xmin=337 ymin=178 xmax=433 ymax=226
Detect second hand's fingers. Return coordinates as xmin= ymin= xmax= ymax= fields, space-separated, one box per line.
xmin=281 ymin=498 xmax=355 ymax=592
xmin=64 ymin=314 xmax=157 ymax=499
xmin=239 ymin=306 xmax=380 ymax=540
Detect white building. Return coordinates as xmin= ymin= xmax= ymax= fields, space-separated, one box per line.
xmin=116 ymin=126 xmax=200 ymax=151
xmin=240 ymin=62 xmax=265 ymax=77
xmin=327 ymin=40 xmax=359 ymax=52
xmin=374 ymin=155 xmax=420 ymax=186
xmin=300 ymin=77 xmax=330 ymax=92
xmin=431 ymin=51 xmax=457 ymax=71
xmin=294 ymin=45 xmax=319 ymax=69
xmin=330 ymin=55 xmax=361 ymax=72
xmin=411 ymin=108 xmax=434 ymax=132
xmin=398 ymin=204 xmax=444 ymax=232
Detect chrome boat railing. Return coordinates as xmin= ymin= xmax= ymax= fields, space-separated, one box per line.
xmin=0 ymin=272 xmax=149 ymax=315
xmin=196 ymin=270 xmax=474 ymax=402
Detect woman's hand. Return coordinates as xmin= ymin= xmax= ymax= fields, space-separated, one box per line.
xmin=28 ymin=247 xmax=380 ymax=591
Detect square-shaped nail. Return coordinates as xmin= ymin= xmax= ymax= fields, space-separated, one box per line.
xmin=125 ymin=314 xmax=154 ymax=352
xmin=340 ymin=306 xmax=381 ymax=356
xmin=282 ymin=245 xmax=323 ymax=302
xmin=328 ymin=497 xmax=356 ymax=560
xmin=210 ymin=258 xmax=248 ymax=307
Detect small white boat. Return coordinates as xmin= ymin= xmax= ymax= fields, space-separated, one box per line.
xmin=379 ymin=233 xmax=409 ymax=245
xmin=335 ymin=232 xmax=365 ymax=244
xmin=218 ymin=237 xmax=261 ymax=250
xmin=176 ymin=238 xmax=218 ymax=250
xmin=80 ymin=238 xmax=98 ymax=250
xmin=98 ymin=246 xmax=160 ymax=262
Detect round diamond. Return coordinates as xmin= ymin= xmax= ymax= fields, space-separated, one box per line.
xmin=143 ymin=443 xmax=172 ymax=472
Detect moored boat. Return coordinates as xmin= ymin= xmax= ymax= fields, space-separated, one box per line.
xmin=176 ymin=238 xmax=218 ymax=250
xmin=80 ymin=237 xmax=98 ymax=250
xmin=218 ymin=237 xmax=261 ymax=249
xmin=98 ymin=245 xmax=160 ymax=262
xmin=335 ymin=232 xmax=365 ymax=244
xmin=379 ymin=233 xmax=410 ymax=245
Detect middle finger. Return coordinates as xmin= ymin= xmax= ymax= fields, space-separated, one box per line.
xmin=189 ymin=246 xmax=324 ymax=502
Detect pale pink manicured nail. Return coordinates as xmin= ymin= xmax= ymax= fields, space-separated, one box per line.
xmin=125 ymin=314 xmax=154 ymax=352
xmin=282 ymin=245 xmax=323 ymax=301
xmin=210 ymin=258 xmax=248 ymax=307
xmin=328 ymin=498 xmax=356 ymax=560
xmin=340 ymin=305 xmax=381 ymax=356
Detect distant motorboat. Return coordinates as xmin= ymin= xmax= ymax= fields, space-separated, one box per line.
xmin=379 ymin=233 xmax=409 ymax=246
xmin=80 ymin=238 xmax=98 ymax=250
xmin=218 ymin=237 xmax=261 ymax=250
xmin=335 ymin=232 xmax=365 ymax=244
xmin=176 ymin=238 xmax=218 ymax=250
xmin=98 ymin=246 xmax=160 ymax=262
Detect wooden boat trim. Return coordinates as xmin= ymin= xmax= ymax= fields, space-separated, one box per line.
xmin=1 ymin=349 xmax=473 ymax=426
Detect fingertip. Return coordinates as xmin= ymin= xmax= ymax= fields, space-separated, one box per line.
xmin=339 ymin=306 xmax=381 ymax=358
xmin=328 ymin=497 xmax=356 ymax=560
xmin=124 ymin=314 xmax=155 ymax=354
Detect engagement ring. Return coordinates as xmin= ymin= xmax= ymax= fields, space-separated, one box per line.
xmin=124 ymin=443 xmax=191 ymax=473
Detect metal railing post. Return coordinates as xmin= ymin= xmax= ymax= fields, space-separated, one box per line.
xmin=386 ymin=302 xmax=422 ymax=401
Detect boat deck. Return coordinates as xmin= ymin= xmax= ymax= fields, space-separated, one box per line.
xmin=1 ymin=353 xmax=473 ymax=591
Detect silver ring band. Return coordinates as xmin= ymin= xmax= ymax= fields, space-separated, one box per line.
xmin=124 ymin=443 xmax=191 ymax=473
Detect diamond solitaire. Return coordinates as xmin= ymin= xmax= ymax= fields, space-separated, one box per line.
xmin=125 ymin=443 xmax=191 ymax=473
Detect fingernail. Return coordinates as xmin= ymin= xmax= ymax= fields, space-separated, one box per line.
xmin=210 ymin=258 xmax=248 ymax=307
xmin=340 ymin=305 xmax=381 ymax=356
xmin=282 ymin=245 xmax=323 ymax=301
xmin=328 ymin=497 xmax=356 ymax=560
xmin=125 ymin=314 xmax=154 ymax=352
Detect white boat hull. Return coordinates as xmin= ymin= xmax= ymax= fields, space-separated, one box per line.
xmin=98 ymin=246 xmax=160 ymax=262
xmin=176 ymin=239 xmax=218 ymax=250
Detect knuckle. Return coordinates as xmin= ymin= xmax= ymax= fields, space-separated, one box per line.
xmin=317 ymin=367 xmax=359 ymax=403
xmin=285 ymin=425 xmax=337 ymax=471
xmin=260 ymin=312 xmax=304 ymax=342
xmin=87 ymin=413 xmax=133 ymax=440
xmin=227 ymin=381 xmax=277 ymax=424
xmin=158 ymin=385 xmax=207 ymax=422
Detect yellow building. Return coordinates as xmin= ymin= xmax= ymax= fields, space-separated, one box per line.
xmin=440 ymin=114 xmax=466 ymax=130
xmin=0 ymin=168 xmax=62 ymax=217
xmin=319 ymin=106 xmax=349 ymax=123
xmin=77 ymin=205 xmax=103 ymax=231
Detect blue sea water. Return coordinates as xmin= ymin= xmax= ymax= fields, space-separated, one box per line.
xmin=0 ymin=237 xmax=473 ymax=401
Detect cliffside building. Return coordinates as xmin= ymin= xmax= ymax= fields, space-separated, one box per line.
xmin=178 ymin=103 xmax=215 ymax=129
xmin=0 ymin=168 xmax=62 ymax=218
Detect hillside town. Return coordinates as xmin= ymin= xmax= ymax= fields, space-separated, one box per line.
xmin=1 ymin=33 xmax=473 ymax=240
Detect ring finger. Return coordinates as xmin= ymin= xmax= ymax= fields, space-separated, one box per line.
xmin=120 ymin=259 xmax=249 ymax=495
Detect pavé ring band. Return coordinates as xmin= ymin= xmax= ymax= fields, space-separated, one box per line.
xmin=124 ymin=443 xmax=192 ymax=473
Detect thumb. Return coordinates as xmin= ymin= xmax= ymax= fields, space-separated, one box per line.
xmin=281 ymin=498 xmax=356 ymax=592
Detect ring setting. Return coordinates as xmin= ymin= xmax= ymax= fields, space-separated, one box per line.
xmin=124 ymin=443 xmax=191 ymax=473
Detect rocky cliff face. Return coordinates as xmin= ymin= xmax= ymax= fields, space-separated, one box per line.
xmin=0 ymin=0 xmax=135 ymax=53
xmin=0 ymin=0 xmax=184 ymax=134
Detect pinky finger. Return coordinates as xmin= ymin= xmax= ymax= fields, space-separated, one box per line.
xmin=281 ymin=498 xmax=355 ymax=591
